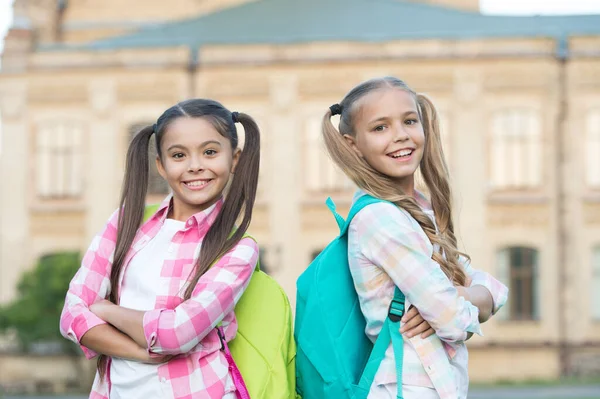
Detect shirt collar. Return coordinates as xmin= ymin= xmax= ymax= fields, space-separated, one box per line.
xmin=154 ymin=194 xmax=224 ymax=233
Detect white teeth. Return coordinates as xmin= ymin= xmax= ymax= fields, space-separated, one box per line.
xmin=186 ymin=180 xmax=209 ymax=187
xmin=391 ymin=149 xmax=413 ymax=158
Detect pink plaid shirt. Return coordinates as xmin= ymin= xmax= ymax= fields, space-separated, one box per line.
xmin=59 ymin=195 xmax=258 ymax=399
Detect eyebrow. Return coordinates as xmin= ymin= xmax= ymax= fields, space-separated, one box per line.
xmin=368 ymin=110 xmax=418 ymax=125
xmin=166 ymin=140 xmax=223 ymax=152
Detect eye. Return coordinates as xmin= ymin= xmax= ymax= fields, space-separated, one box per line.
xmin=405 ymin=119 xmax=419 ymax=126
xmin=373 ymin=125 xmax=386 ymax=132
xmin=204 ymin=149 xmax=218 ymax=156
xmin=172 ymin=152 xmax=185 ymax=159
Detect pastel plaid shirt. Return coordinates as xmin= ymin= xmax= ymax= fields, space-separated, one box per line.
xmin=59 ymin=195 xmax=258 ymax=399
xmin=348 ymin=191 xmax=508 ymax=399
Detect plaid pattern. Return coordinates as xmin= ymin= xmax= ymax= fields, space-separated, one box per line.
xmin=60 ymin=195 xmax=258 ymax=399
xmin=348 ymin=191 xmax=508 ymax=399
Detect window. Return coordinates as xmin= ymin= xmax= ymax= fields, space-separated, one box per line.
xmin=36 ymin=122 xmax=84 ymax=198
xmin=128 ymin=123 xmax=169 ymax=196
xmin=497 ymin=247 xmax=539 ymax=320
xmin=304 ymin=117 xmax=354 ymax=193
xmin=592 ymin=247 xmax=600 ymax=320
xmin=586 ymin=111 xmax=600 ymax=188
xmin=490 ymin=109 xmax=542 ymax=189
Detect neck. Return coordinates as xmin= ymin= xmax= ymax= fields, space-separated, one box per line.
xmin=396 ymin=175 xmax=416 ymax=197
xmin=169 ymin=196 xmax=220 ymax=221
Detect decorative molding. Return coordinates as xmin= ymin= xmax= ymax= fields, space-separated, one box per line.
xmin=201 ymin=73 xmax=269 ymax=99
xmin=28 ymin=83 xmax=87 ymax=104
xmin=488 ymin=203 xmax=551 ymax=227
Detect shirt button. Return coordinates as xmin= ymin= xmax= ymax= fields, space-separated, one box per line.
xmin=161 ymin=378 xmax=167 ymax=383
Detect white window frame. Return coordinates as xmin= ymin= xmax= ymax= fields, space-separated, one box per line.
xmin=36 ymin=122 xmax=84 ymax=199
xmin=490 ymin=109 xmax=542 ymax=190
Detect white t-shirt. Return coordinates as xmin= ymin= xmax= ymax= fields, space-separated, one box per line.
xmin=110 ymin=218 xmax=185 ymax=399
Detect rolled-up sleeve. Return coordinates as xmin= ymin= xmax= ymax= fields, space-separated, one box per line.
xmin=142 ymin=237 xmax=258 ymax=355
xmin=354 ymin=202 xmax=482 ymax=342
xmin=59 ymin=210 xmax=118 ymax=359
xmin=461 ymin=256 xmax=509 ymax=316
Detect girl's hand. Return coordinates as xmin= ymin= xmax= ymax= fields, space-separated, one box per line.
xmin=399 ymin=306 xmax=435 ymax=339
xmin=123 ymin=345 xmax=173 ymax=364
xmin=90 ymin=299 xmax=115 ymax=319
xmin=139 ymin=352 xmax=174 ymax=364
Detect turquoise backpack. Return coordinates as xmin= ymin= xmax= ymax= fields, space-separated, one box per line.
xmin=295 ymin=195 xmax=406 ymax=399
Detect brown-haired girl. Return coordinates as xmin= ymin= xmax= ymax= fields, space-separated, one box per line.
xmin=60 ymin=99 xmax=260 ymax=399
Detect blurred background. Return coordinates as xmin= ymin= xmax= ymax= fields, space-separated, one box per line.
xmin=0 ymin=0 xmax=599 ymax=398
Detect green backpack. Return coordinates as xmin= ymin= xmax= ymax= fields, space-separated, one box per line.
xmin=144 ymin=205 xmax=296 ymax=399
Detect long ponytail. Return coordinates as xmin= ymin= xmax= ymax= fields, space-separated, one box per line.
xmin=98 ymin=124 xmax=154 ymax=380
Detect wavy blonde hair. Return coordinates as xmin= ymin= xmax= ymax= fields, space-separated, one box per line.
xmin=323 ymin=77 xmax=468 ymax=285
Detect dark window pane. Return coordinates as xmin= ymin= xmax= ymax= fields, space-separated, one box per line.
xmin=507 ymin=246 xmax=538 ymax=320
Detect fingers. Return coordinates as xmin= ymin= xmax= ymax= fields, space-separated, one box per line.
xmin=403 ymin=320 xmax=431 ymax=338
xmin=151 ymin=356 xmax=172 ymax=364
xmin=398 ymin=305 xmax=436 ymax=339
xmin=420 ymin=327 xmax=435 ymax=339
xmin=400 ymin=306 xmax=419 ymax=324
xmin=400 ymin=311 xmax=424 ymax=334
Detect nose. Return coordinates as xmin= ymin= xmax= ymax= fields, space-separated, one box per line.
xmin=187 ymin=155 xmax=204 ymax=173
xmin=393 ymin=123 xmax=410 ymax=142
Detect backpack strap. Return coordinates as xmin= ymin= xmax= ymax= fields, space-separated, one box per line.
xmin=325 ymin=197 xmax=345 ymax=232
xmin=358 ymin=287 xmax=406 ymax=399
xmin=342 ymin=194 xmax=389 ymax=236
xmin=326 ymin=194 xmax=387 ymax=236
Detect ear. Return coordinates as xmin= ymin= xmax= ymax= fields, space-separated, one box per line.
xmin=231 ymin=148 xmax=242 ymax=174
xmin=343 ymin=134 xmax=363 ymax=158
xmin=156 ymin=156 xmax=167 ymax=180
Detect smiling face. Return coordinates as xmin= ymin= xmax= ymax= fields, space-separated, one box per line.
xmin=156 ymin=116 xmax=240 ymax=221
xmin=343 ymin=87 xmax=425 ymax=194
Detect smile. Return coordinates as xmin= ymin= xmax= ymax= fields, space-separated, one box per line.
xmin=183 ymin=179 xmax=213 ymax=191
xmin=387 ymin=148 xmax=414 ymax=159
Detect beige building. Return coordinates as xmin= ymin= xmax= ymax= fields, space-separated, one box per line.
xmin=1 ymin=0 xmax=600 ymax=389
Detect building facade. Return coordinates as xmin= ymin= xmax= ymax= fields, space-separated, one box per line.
xmin=1 ymin=0 xmax=600 ymax=387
